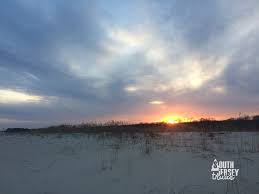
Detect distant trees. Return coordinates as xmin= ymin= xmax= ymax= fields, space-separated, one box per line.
xmin=239 ymin=115 xmax=251 ymax=120
xmin=225 ymin=114 xmax=259 ymax=121
xmin=199 ymin=117 xmax=215 ymax=122
xmin=199 ymin=114 xmax=259 ymax=122
xmin=236 ymin=112 xmax=251 ymax=120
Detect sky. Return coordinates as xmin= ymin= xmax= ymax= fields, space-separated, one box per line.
xmin=0 ymin=0 xmax=259 ymax=128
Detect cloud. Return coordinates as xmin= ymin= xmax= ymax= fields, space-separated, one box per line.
xmin=0 ymin=0 xmax=259 ymax=127
xmin=144 ymin=0 xmax=259 ymax=108
xmin=0 ymin=89 xmax=44 ymax=104
xmin=149 ymin=100 xmax=165 ymax=105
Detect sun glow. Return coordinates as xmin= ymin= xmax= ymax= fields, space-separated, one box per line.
xmin=160 ymin=115 xmax=192 ymax=124
xmin=162 ymin=116 xmax=177 ymax=124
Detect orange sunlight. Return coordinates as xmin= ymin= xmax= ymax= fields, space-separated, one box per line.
xmin=160 ymin=115 xmax=193 ymax=124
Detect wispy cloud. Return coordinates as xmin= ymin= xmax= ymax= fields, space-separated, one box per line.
xmin=149 ymin=101 xmax=165 ymax=105
xmin=0 ymin=89 xmax=43 ymax=104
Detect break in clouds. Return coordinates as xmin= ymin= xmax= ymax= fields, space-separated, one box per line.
xmin=0 ymin=0 xmax=259 ymax=127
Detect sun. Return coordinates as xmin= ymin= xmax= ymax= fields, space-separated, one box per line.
xmin=161 ymin=115 xmax=180 ymax=124
xmin=165 ymin=119 xmax=177 ymax=124
xmin=159 ymin=115 xmax=192 ymax=124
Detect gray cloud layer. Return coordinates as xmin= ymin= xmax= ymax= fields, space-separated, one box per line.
xmin=0 ymin=0 xmax=259 ymax=127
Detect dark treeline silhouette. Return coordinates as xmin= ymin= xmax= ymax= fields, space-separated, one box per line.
xmin=4 ymin=114 xmax=259 ymax=133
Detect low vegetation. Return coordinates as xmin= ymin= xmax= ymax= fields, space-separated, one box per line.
xmin=4 ymin=114 xmax=259 ymax=134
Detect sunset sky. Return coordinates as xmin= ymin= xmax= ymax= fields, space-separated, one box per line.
xmin=0 ymin=0 xmax=259 ymax=128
